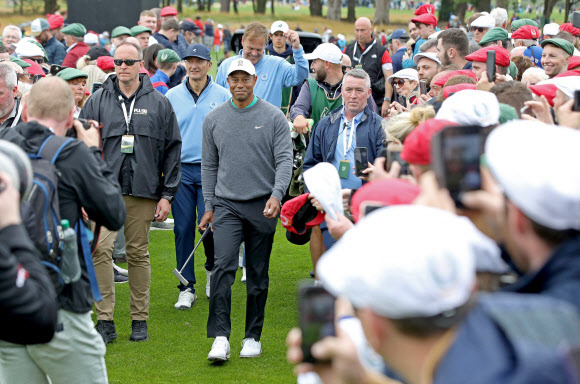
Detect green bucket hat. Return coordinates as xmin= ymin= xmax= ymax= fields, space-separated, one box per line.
xmin=510 ymin=19 xmax=538 ymax=32
xmin=479 ymin=27 xmax=508 ymax=46
xmin=499 ymin=103 xmax=518 ymax=124
xmin=111 ymin=26 xmax=132 ymax=38
xmin=61 ymin=23 xmax=87 ymax=38
xmin=10 ymin=56 xmax=31 ymax=68
xmin=541 ymin=38 xmax=575 ymax=57
xmin=56 ymin=67 xmax=88 ymax=81
xmin=157 ymin=49 xmax=180 ymax=63
xmin=130 ymin=25 xmax=152 ymax=36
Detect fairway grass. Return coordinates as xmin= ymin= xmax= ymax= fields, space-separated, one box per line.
xmin=99 ymin=223 xmax=311 ymax=383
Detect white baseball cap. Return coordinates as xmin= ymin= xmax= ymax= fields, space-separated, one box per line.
xmin=471 ymin=15 xmax=495 ymax=29
xmin=84 ymin=33 xmax=99 ymax=45
xmin=217 ymin=24 xmax=223 ymax=29
xmin=226 ymin=58 xmax=256 ymax=76
xmin=15 ymin=41 xmax=44 ymax=58
xmin=413 ymin=51 xmax=441 ymax=66
xmin=541 ymin=76 xmax=580 ymax=99
xmin=387 ymin=68 xmax=419 ymax=84
xmin=486 ymin=120 xmax=580 ymax=231
xmin=304 ymin=43 xmax=343 ymax=64
xmin=436 ymin=90 xmax=500 ymax=126
xmin=317 ymin=206 xmax=481 ymax=319
xmin=30 ymin=18 xmax=49 ymax=37
xmin=271 ymin=20 xmax=289 ymax=34
xmin=543 ymin=22 xmax=560 ymax=36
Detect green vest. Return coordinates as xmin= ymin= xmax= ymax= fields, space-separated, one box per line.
xmin=308 ymin=78 xmax=343 ymax=128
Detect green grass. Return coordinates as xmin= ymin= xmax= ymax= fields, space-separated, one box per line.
xmin=97 ymin=223 xmax=312 ymax=383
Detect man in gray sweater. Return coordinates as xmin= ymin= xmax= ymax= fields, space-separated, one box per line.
xmin=200 ymin=58 xmax=292 ymax=362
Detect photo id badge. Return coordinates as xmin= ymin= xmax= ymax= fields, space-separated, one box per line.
xmin=121 ymin=135 xmax=134 ymax=154
xmin=338 ymin=160 xmax=350 ymax=179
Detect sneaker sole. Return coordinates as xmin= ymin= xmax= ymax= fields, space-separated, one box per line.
xmin=130 ymin=337 xmax=149 ymax=342
xmin=114 ymin=280 xmax=128 ymax=284
xmin=174 ymin=295 xmax=197 ymax=310
xmin=239 ymin=351 xmax=261 ymax=358
xmin=102 ymin=333 xmax=117 ymax=345
xmin=208 ymin=353 xmax=230 ymax=362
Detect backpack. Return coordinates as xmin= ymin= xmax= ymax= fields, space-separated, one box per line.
xmin=21 ymin=134 xmax=74 ymax=292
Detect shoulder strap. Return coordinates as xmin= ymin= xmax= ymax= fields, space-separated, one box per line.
xmin=38 ymin=135 xmax=74 ymax=164
xmin=307 ymin=78 xmax=318 ymax=103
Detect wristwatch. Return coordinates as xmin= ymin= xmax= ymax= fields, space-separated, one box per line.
xmin=162 ymin=195 xmax=174 ymax=204
xmin=383 ymin=96 xmax=391 ymax=102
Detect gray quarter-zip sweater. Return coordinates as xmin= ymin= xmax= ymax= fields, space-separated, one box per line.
xmin=202 ymin=97 xmax=293 ymax=211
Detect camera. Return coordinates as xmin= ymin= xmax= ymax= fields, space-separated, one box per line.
xmin=0 ymin=140 xmax=33 ymax=198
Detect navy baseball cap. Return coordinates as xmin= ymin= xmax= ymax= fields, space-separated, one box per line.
xmin=392 ymin=29 xmax=409 ymax=40
xmin=181 ymin=21 xmax=199 ymax=32
xmin=182 ymin=44 xmax=211 ymax=61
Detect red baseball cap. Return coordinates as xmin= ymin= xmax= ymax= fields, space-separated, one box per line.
xmin=414 ymin=4 xmax=435 ymax=15
xmin=47 ymin=14 xmax=63 ymax=29
xmin=568 ymin=57 xmax=580 ymax=71
xmin=443 ymin=83 xmax=476 ymax=99
xmin=401 ymin=119 xmax=458 ymax=165
xmin=411 ymin=13 xmax=437 ymax=27
xmin=559 ymin=23 xmax=580 ymax=37
xmin=433 ymin=69 xmax=477 ymax=87
xmin=528 ymin=84 xmax=557 ymax=107
xmin=96 ymin=56 xmax=114 ymax=71
xmin=465 ymin=46 xmax=510 ymax=67
xmin=160 ymin=6 xmax=178 ymax=17
xmin=511 ymin=25 xmax=540 ymax=40
xmin=280 ymin=194 xmax=325 ymax=235
xmin=350 ymin=179 xmax=420 ymax=223
xmin=23 ymin=59 xmax=46 ymax=77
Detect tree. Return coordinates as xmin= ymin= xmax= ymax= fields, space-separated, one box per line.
xmin=543 ymin=0 xmax=558 ymax=20
xmin=255 ymin=0 xmax=267 ymax=13
xmin=221 ymin=0 xmax=230 ymax=12
xmin=44 ymin=0 xmax=58 ymax=14
xmin=310 ymin=0 xmax=323 ymax=17
xmin=374 ymin=0 xmax=390 ymax=24
xmin=177 ymin=0 xmax=183 ymax=12
xmin=346 ymin=0 xmax=356 ymax=22
xmin=439 ymin=0 xmax=454 ymax=24
xmin=327 ymin=0 xmax=341 ymax=20
xmin=197 ymin=0 xmax=205 ymax=11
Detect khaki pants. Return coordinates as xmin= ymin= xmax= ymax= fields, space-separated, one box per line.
xmin=93 ymin=195 xmax=157 ymax=321
xmin=0 ymin=310 xmax=108 ymax=384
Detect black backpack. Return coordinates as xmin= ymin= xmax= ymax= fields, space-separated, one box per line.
xmin=21 ymin=134 xmax=74 ymax=291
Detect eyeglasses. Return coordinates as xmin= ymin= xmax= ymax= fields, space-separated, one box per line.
xmin=29 ymin=58 xmax=43 ymax=64
xmin=392 ymin=79 xmax=408 ymax=87
xmin=470 ymin=27 xmax=486 ymax=33
xmin=113 ymin=59 xmax=142 ymax=66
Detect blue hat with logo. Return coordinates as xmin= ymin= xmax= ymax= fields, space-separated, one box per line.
xmin=392 ymin=29 xmax=409 ymax=40
xmin=182 ymin=44 xmax=211 ymax=61
xmin=524 ymin=45 xmax=543 ymax=69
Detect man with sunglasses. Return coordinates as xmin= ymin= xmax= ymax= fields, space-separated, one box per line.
xmin=469 ymin=15 xmax=495 ymax=43
xmin=80 ymin=41 xmax=181 ymax=344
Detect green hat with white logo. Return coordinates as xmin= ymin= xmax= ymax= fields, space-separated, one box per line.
xmin=157 ymin=49 xmax=180 ymax=63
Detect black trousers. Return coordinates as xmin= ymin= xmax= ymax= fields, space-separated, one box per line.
xmin=207 ymin=196 xmax=277 ymax=340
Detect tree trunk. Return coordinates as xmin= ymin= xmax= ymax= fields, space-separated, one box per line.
xmin=44 ymin=0 xmax=58 ymax=14
xmin=310 ymin=0 xmax=322 ymax=16
xmin=374 ymin=0 xmax=390 ymax=24
xmin=346 ymin=0 xmax=356 ymax=22
xmin=206 ymin=0 xmax=212 ymax=12
xmin=271 ymin=0 xmax=274 ymax=15
xmin=478 ymin=0 xmax=491 ymax=14
xmin=543 ymin=0 xmax=558 ymax=20
xmin=233 ymin=0 xmax=239 ymax=13
xmin=177 ymin=0 xmax=183 ymax=12
xmin=255 ymin=0 xmax=267 ymax=13
xmin=564 ymin=0 xmax=572 ymax=22
xmin=221 ymin=0 xmax=230 ymax=12
xmin=197 ymin=0 xmax=205 ymax=11
xmin=327 ymin=0 xmax=341 ymax=20
xmin=438 ymin=0 xmax=453 ymax=24
xmin=456 ymin=2 xmax=468 ymax=25
xmin=496 ymin=0 xmax=507 ymax=10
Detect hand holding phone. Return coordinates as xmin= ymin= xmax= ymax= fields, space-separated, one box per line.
xmin=298 ymin=283 xmax=336 ymax=364
xmin=486 ymin=50 xmax=496 ymax=83
xmin=354 ymin=147 xmax=369 ymax=177
xmin=419 ymin=80 xmax=427 ymax=95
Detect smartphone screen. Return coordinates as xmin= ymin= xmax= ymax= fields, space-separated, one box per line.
xmin=419 ymin=80 xmax=427 ymax=95
xmin=486 ymin=50 xmax=496 ymax=83
xmin=432 ymin=125 xmax=484 ymax=207
xmin=387 ymin=145 xmax=410 ymax=175
xmin=574 ymin=90 xmax=580 ymax=112
xmin=573 ymin=11 xmax=580 ymax=29
xmin=354 ymin=147 xmax=368 ymax=177
xmin=299 ymin=283 xmax=335 ymax=364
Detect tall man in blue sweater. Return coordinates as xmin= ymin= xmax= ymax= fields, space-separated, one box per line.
xmin=215 ymin=22 xmax=308 ymax=108
xmin=200 ymin=58 xmax=292 ymax=362
xmin=166 ymin=44 xmax=230 ymax=310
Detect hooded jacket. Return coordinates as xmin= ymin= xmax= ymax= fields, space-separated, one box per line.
xmin=80 ymin=73 xmax=181 ymax=201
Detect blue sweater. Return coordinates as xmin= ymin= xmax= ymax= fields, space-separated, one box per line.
xmin=166 ymin=77 xmax=230 ymax=164
xmin=215 ymin=47 xmax=309 ymax=108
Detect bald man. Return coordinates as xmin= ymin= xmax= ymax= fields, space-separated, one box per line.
xmin=344 ymin=17 xmax=393 ymax=117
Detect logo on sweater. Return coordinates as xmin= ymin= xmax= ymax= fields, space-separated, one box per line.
xmin=133 ymin=108 xmax=148 ymax=115
xmin=371 ymin=54 xmax=377 ymax=58
xmin=210 ymin=102 xmax=217 ymax=108
xmin=261 ymin=74 xmax=268 ymax=81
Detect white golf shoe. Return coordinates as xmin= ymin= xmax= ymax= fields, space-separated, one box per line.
xmin=241 ymin=267 xmax=247 ymax=284
xmin=174 ymin=288 xmax=196 ymax=310
xmin=240 ymin=338 xmax=261 ymax=358
xmin=208 ymin=336 xmax=230 ymax=361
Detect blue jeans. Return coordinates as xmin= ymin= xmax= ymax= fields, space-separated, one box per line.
xmin=320 ymin=221 xmax=337 ymax=251
xmin=172 ymin=163 xmax=215 ymax=293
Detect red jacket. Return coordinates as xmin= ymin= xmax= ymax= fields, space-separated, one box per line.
xmin=62 ymin=42 xmax=90 ymax=68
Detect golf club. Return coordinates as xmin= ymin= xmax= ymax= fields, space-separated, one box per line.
xmin=173 ymin=226 xmax=210 ymax=285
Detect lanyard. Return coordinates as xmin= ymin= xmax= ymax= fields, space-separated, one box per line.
xmin=120 ymin=96 xmax=136 ymax=134
xmin=342 ymin=120 xmax=355 ymax=159
xmin=352 ymin=39 xmax=376 ymax=63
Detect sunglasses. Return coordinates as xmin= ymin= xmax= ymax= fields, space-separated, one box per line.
xmin=392 ymin=79 xmax=408 ymax=87
xmin=29 ymin=58 xmax=43 ymax=64
xmin=113 ymin=59 xmax=142 ymax=66
xmin=470 ymin=27 xmax=486 ymax=33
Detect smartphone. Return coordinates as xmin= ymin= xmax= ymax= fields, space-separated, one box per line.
xmin=298 ymin=283 xmax=336 ymax=364
xmin=574 ymin=90 xmax=580 ymax=112
xmin=419 ymin=80 xmax=427 ymax=95
xmin=431 ymin=124 xmax=484 ymax=208
xmin=386 ymin=144 xmax=409 ymax=175
xmin=92 ymin=82 xmax=103 ymax=93
xmin=49 ymin=64 xmax=63 ymax=76
xmin=486 ymin=50 xmax=496 ymax=83
xmin=354 ymin=147 xmax=369 ymax=177
xmin=573 ymin=11 xmax=580 ymax=29
xmin=32 ymin=74 xmax=42 ymax=83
